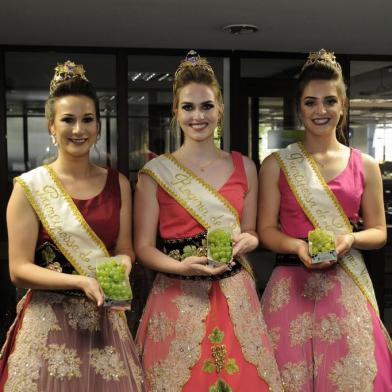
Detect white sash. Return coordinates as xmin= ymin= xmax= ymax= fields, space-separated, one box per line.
xmin=275 ymin=142 xmax=379 ymax=314
xmin=16 ymin=165 xmax=110 ymax=277
xmin=141 ymin=154 xmax=241 ymax=235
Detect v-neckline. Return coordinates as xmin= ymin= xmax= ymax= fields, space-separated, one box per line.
xmin=299 ymin=142 xmax=352 ymax=184
xmin=325 ymin=149 xmax=352 ymax=184
xmin=168 ymin=152 xmax=236 ymax=192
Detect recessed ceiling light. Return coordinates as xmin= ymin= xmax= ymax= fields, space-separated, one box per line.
xmin=222 ymin=24 xmax=259 ymax=35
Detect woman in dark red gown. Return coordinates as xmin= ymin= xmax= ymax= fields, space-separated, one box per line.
xmin=0 ymin=61 xmax=144 ymax=391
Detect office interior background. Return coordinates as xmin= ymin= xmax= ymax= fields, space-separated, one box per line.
xmin=1 ymin=0 xmax=392 ymax=341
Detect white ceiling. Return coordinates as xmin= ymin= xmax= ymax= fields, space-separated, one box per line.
xmin=1 ymin=0 xmax=392 ymax=55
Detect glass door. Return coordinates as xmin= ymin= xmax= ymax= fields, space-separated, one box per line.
xmin=241 ymin=85 xmax=301 ymax=168
xmin=240 ymin=58 xmax=303 ymax=167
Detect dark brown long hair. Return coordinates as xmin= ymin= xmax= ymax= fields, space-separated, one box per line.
xmin=297 ymin=57 xmax=348 ymax=143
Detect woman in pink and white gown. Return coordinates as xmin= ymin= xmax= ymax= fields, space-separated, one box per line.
xmin=258 ymin=49 xmax=392 ymax=391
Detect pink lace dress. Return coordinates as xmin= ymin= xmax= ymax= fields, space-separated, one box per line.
xmin=261 ymin=148 xmax=392 ymax=391
xmin=136 ymin=152 xmax=282 ymax=392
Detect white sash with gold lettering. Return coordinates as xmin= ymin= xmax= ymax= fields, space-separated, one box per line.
xmin=16 ymin=165 xmax=110 ymax=277
xmin=141 ymin=154 xmax=241 ymax=235
xmin=275 ymin=142 xmax=379 ymax=314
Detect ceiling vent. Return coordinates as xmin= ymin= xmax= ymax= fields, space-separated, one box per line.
xmin=222 ymin=24 xmax=259 ymax=35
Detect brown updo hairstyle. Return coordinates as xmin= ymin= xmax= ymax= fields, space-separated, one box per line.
xmin=45 ymin=73 xmax=101 ymax=131
xmin=172 ymin=51 xmax=223 ymax=129
xmin=297 ymin=51 xmax=348 ymax=143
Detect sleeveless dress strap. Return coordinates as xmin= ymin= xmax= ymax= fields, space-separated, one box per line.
xmin=103 ymin=167 xmax=120 ymax=205
xmin=231 ymin=151 xmax=248 ymax=194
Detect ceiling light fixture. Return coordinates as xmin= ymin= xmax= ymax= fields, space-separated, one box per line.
xmin=145 ymin=72 xmax=156 ymax=81
xmin=222 ymin=24 xmax=259 ymax=35
xmin=131 ymin=72 xmax=142 ymax=82
xmin=158 ymin=73 xmax=170 ymax=82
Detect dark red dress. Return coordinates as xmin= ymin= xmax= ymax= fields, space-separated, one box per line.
xmin=0 ymin=167 xmax=145 ymax=392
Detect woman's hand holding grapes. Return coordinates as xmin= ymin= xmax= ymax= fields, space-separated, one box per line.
xmin=232 ymin=232 xmax=259 ymax=256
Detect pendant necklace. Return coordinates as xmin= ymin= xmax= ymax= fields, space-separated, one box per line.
xmin=181 ymin=150 xmax=221 ymax=172
xmin=312 ymin=146 xmax=343 ymax=169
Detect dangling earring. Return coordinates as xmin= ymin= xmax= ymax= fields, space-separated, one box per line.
xmin=215 ymin=119 xmax=224 ymax=139
xmin=96 ymin=123 xmax=102 ymax=143
xmin=50 ymin=134 xmax=58 ymax=147
xmin=297 ymin=114 xmax=304 ymax=129
xmin=94 ymin=132 xmax=101 ymax=149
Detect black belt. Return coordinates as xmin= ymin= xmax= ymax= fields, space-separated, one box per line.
xmin=162 ymin=232 xmax=242 ymax=281
xmin=57 ymin=289 xmax=86 ymax=297
xmin=36 ymin=242 xmax=86 ymax=297
xmin=275 ymin=253 xmax=303 ymax=267
xmin=275 ymin=237 xmax=306 ymax=267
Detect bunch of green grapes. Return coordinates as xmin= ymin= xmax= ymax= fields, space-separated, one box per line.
xmin=208 ymin=228 xmax=232 ymax=264
xmin=96 ymin=259 xmax=132 ymax=301
xmin=308 ymin=228 xmax=335 ymax=254
xmin=182 ymin=245 xmax=197 ymax=260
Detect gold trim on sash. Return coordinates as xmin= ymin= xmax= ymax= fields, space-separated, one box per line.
xmin=297 ymin=142 xmax=352 ymax=230
xmin=45 ymin=165 xmax=109 ymax=256
xmin=16 ymin=166 xmax=109 ymax=277
xmin=275 ymin=142 xmax=392 ymax=351
xmin=275 ymin=142 xmax=377 ymax=310
xmin=142 ymin=167 xmax=211 ymax=231
xmin=141 ymin=154 xmax=255 ymax=278
xmin=274 ymin=143 xmax=348 ymax=232
xmin=167 ymin=154 xmax=241 ymax=229
xmin=141 ymin=154 xmax=241 ymax=233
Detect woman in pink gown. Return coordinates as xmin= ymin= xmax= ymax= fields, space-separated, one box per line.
xmin=134 ymin=51 xmax=282 ymax=391
xmin=0 ymin=61 xmax=144 ymax=391
xmin=258 ymin=49 xmax=392 ymax=391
